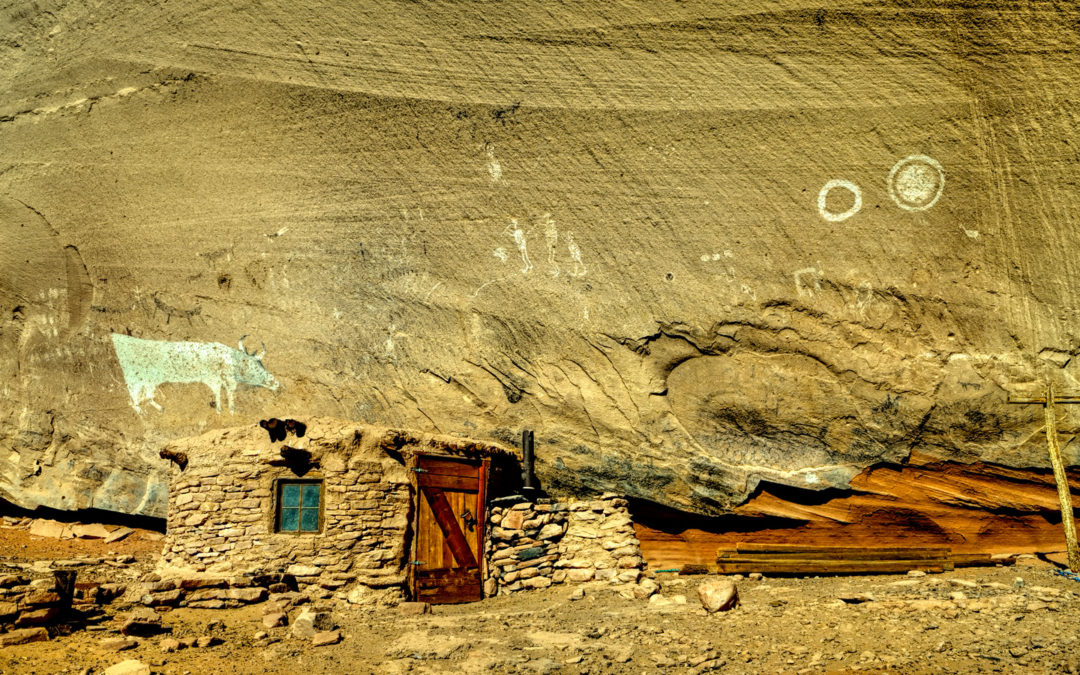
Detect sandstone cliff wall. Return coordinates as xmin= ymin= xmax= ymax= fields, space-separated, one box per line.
xmin=2 ymin=1 xmax=1080 ymax=518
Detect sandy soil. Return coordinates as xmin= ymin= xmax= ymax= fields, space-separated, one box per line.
xmin=0 ymin=523 xmax=161 ymax=563
xmin=2 ymin=525 xmax=1079 ymax=675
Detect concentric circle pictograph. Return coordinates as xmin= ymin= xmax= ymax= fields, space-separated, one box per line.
xmin=888 ymin=154 xmax=945 ymax=211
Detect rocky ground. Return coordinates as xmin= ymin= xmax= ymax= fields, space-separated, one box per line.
xmin=2 ymin=519 xmax=1080 ymax=674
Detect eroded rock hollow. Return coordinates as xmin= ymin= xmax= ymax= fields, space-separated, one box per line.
xmin=2 ymin=2 xmax=1079 ymax=525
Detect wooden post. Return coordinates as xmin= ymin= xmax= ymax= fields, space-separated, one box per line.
xmin=1009 ymin=382 xmax=1080 ymax=571
xmin=1043 ymin=383 xmax=1080 ymax=571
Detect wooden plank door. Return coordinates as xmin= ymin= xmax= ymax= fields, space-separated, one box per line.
xmin=411 ymin=454 xmax=487 ymax=603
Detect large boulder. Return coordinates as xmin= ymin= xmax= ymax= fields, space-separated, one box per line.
xmin=697 ymin=578 xmax=739 ymax=613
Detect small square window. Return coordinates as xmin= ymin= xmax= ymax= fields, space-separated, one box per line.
xmin=277 ymin=480 xmax=322 ymax=533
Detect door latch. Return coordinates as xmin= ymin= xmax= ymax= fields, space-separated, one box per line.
xmin=461 ymin=509 xmax=477 ymax=532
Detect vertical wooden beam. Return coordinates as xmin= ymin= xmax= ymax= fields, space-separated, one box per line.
xmin=477 ymin=459 xmax=489 ymax=585
xmin=408 ymin=453 xmax=419 ymax=600
xmin=1044 ymin=382 xmax=1080 ymax=572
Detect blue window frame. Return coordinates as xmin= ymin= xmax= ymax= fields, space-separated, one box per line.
xmin=277 ymin=480 xmax=322 ymax=533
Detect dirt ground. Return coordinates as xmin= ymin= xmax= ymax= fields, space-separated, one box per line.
xmin=3 ymin=525 xmax=1080 ymax=674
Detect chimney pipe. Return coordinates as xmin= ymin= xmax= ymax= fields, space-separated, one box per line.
xmin=521 ymin=429 xmax=536 ymax=492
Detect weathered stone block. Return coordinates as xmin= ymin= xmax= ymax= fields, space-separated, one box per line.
xmin=522 ymin=576 xmax=552 ymax=590
xmin=516 ymin=546 xmax=545 ymax=561
xmin=22 ymin=590 xmax=61 ymax=606
xmin=146 ymin=589 xmax=183 ymax=607
xmin=566 ymin=569 xmax=595 ymax=583
xmin=15 ymin=607 xmax=60 ymax=626
xmin=291 ymin=608 xmax=334 ymax=639
xmin=120 ymin=607 xmax=163 ymax=636
xmin=501 ymin=510 xmax=525 ymax=530
xmin=228 ymin=587 xmax=267 ymax=603
xmin=0 ymin=627 xmax=48 ymax=646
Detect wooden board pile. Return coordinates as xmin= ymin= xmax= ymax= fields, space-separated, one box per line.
xmin=715 ymin=543 xmax=1011 ymax=574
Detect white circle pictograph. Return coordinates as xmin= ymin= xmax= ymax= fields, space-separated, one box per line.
xmin=817 ymin=179 xmax=862 ymax=222
xmin=888 ymin=154 xmax=945 ymax=211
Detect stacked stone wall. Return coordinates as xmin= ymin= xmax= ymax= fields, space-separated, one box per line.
xmin=0 ymin=570 xmax=125 ymax=644
xmin=161 ymin=428 xmax=412 ymax=598
xmin=485 ymin=493 xmax=643 ymax=595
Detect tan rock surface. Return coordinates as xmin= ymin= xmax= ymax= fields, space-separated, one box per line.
xmin=2 ymin=2 xmax=1079 ymax=517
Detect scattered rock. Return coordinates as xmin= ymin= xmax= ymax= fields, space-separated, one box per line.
xmin=196 ymin=636 xmax=221 ymax=648
xmin=839 ymin=593 xmax=874 ymax=604
xmin=698 ymin=578 xmax=739 ymax=613
xmin=262 ymin=611 xmax=288 ymax=628
xmin=312 ymin=630 xmax=342 ymax=646
xmin=28 ymin=520 xmax=68 ymax=539
xmin=71 ymin=523 xmax=112 ymax=539
xmin=102 ymin=660 xmax=151 ymax=675
xmin=633 ymin=578 xmax=659 ymax=599
xmin=101 ymin=637 xmax=139 ymax=652
xmin=105 ymin=527 xmax=136 ymax=543
xmin=397 ymin=601 xmax=431 ymax=616
xmin=120 ymin=607 xmax=163 ymax=636
xmin=609 ymin=645 xmax=633 ymax=663
xmin=159 ymin=637 xmax=181 ymax=653
xmin=291 ymin=608 xmax=334 ymax=639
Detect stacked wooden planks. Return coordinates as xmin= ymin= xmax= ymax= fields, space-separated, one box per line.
xmin=715 ymin=543 xmax=1005 ymax=574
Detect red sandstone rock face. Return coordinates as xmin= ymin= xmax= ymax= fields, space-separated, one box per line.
xmin=635 ymin=455 xmax=1080 ymax=568
xmin=1 ymin=2 xmax=1080 ymax=518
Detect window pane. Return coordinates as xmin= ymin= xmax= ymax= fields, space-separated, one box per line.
xmin=281 ymin=484 xmax=300 ymax=507
xmin=302 ymin=484 xmax=321 ymax=508
xmin=280 ymin=508 xmax=300 ymax=532
xmin=300 ymin=508 xmax=319 ymax=532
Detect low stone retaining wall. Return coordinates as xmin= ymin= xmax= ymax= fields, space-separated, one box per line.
xmin=485 ymin=493 xmax=645 ymax=596
xmin=0 ymin=574 xmax=69 ymax=634
xmin=0 ymin=569 xmax=126 ymax=644
xmin=136 ymin=573 xmax=297 ymax=609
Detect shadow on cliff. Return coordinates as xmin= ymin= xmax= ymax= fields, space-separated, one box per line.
xmin=0 ymin=496 xmax=165 ymax=532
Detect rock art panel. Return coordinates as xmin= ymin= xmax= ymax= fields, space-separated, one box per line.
xmin=1 ymin=2 xmax=1080 ymax=520
xmin=111 ymin=334 xmax=279 ymax=414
